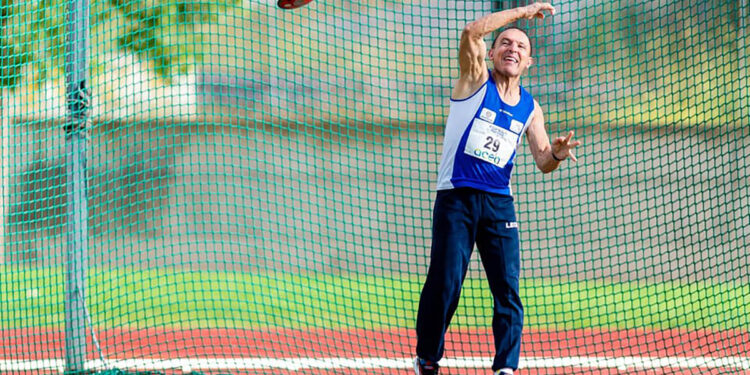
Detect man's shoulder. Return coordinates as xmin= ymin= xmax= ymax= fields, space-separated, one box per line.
xmin=518 ymin=87 xmax=540 ymax=112
xmin=531 ymin=97 xmax=541 ymax=113
xmin=451 ymin=74 xmax=490 ymax=101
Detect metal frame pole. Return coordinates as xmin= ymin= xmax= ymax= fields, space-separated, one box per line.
xmin=64 ymin=0 xmax=90 ymax=371
xmin=0 ymin=2 xmax=8 ymax=265
xmin=741 ymin=0 xmax=748 ymax=122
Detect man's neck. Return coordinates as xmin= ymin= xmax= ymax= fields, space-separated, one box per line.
xmin=492 ymin=69 xmax=521 ymax=104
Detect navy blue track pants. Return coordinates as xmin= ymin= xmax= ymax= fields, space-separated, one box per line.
xmin=416 ymin=187 xmax=523 ymax=371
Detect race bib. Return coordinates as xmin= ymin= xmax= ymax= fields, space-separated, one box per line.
xmin=464 ymin=118 xmax=519 ymax=168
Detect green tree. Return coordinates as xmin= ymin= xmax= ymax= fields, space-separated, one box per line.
xmin=106 ymin=0 xmax=242 ymax=79
xmin=1 ymin=0 xmax=240 ymax=86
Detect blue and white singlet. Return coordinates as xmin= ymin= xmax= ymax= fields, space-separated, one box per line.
xmin=435 ymin=72 xmax=536 ymax=196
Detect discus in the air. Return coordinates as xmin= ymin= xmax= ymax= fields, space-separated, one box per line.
xmin=277 ymin=0 xmax=313 ymax=9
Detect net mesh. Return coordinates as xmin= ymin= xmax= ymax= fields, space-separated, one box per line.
xmin=1 ymin=0 xmax=748 ymax=374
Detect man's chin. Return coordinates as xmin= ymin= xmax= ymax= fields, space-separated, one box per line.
xmin=494 ymin=66 xmax=522 ymax=77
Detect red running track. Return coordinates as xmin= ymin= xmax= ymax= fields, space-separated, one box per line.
xmin=2 ymin=328 xmax=749 ymax=374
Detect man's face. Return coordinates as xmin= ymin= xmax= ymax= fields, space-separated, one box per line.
xmin=489 ymin=29 xmax=533 ymax=77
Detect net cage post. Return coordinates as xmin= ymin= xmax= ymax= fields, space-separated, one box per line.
xmin=0 ymin=3 xmax=7 ymax=265
xmin=64 ymin=0 xmax=91 ymax=371
xmin=741 ymin=0 xmax=748 ymax=121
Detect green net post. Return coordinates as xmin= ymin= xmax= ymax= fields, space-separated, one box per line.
xmin=742 ymin=0 xmax=749 ymax=121
xmin=63 ymin=0 xmax=91 ymax=371
xmin=0 ymin=0 xmax=9 ymax=265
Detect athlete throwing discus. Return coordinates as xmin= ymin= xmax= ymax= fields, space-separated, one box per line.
xmin=414 ymin=3 xmax=580 ymax=375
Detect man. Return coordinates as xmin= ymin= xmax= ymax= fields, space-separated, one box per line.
xmin=414 ymin=3 xmax=580 ymax=375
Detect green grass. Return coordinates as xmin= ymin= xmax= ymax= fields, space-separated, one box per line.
xmin=1 ymin=266 xmax=748 ymax=330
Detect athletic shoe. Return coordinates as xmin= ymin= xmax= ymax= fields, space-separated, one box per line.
xmin=413 ymin=357 xmax=439 ymax=375
xmin=494 ymin=370 xmax=513 ymax=375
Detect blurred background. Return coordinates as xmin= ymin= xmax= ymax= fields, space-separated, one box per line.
xmin=2 ymin=0 xmax=746 ymax=279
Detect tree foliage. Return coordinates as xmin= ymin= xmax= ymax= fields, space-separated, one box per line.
xmin=0 ymin=0 xmax=240 ymax=89
xmin=1 ymin=0 xmax=29 ymax=88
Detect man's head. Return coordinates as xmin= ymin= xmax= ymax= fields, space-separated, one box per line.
xmin=488 ymin=27 xmax=533 ymax=78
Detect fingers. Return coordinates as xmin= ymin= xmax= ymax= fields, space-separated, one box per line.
xmin=539 ymin=3 xmax=556 ymax=15
xmin=553 ymin=131 xmax=581 ymax=162
xmin=554 ymin=132 xmax=577 ymax=146
xmin=534 ymin=2 xmax=557 ymax=17
xmin=566 ymin=137 xmax=581 ymax=163
xmin=564 ymin=130 xmax=573 ymax=143
xmin=524 ymin=2 xmax=556 ymax=19
xmin=563 ymin=131 xmax=582 ymax=149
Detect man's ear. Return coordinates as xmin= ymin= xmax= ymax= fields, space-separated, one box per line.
xmin=527 ymin=56 xmax=534 ymax=69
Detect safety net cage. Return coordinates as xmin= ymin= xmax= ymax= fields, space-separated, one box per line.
xmin=0 ymin=0 xmax=748 ymax=374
